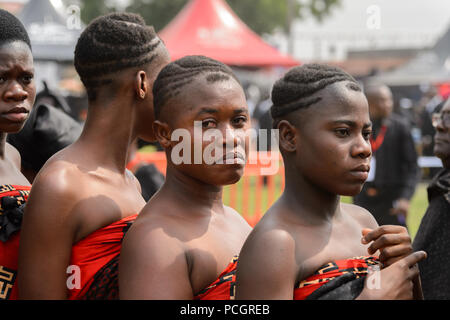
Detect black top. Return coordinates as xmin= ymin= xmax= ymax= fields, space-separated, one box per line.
xmin=368 ymin=113 xmax=419 ymax=200
xmin=412 ymin=169 xmax=450 ymax=300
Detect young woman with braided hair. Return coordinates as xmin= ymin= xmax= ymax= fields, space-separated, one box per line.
xmin=18 ymin=12 xmax=170 ymax=300
xmin=0 ymin=8 xmax=35 ymax=300
xmin=119 ymin=55 xmax=252 ymax=300
xmin=235 ymin=64 xmax=426 ymax=300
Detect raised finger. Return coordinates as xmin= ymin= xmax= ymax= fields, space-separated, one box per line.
xmin=367 ymin=233 xmax=411 ymax=255
xmin=362 ymin=225 xmax=408 ymax=244
xmin=401 ymin=251 xmax=427 ymax=268
xmin=379 ymin=244 xmax=413 ymax=266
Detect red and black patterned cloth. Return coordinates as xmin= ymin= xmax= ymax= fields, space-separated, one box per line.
xmin=294 ymin=256 xmax=380 ymax=300
xmin=195 ymin=256 xmax=238 ymax=300
xmin=0 ymin=184 xmax=31 ymax=300
xmin=68 ymin=214 xmax=136 ymax=300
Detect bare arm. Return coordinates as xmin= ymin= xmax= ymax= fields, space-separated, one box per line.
xmin=235 ymin=228 xmax=297 ymax=300
xmin=18 ymin=168 xmax=79 ymax=299
xmin=119 ymin=221 xmax=193 ymax=300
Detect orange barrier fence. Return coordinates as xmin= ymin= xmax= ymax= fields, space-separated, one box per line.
xmin=128 ymin=152 xmax=285 ymax=226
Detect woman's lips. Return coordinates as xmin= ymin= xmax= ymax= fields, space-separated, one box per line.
xmin=222 ymin=152 xmax=246 ymax=164
xmin=2 ymin=107 xmax=29 ymax=122
xmin=349 ymin=171 xmax=369 ymax=180
xmin=350 ymin=164 xmax=370 ymax=180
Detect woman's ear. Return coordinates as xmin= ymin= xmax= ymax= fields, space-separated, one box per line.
xmin=136 ymin=71 xmax=148 ymax=99
xmin=277 ymin=120 xmax=298 ymax=153
xmin=153 ymin=120 xmax=171 ymax=148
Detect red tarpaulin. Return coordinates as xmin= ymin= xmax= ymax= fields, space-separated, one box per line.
xmin=159 ymin=0 xmax=299 ymax=67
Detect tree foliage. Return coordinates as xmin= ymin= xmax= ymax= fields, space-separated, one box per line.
xmin=78 ymin=0 xmax=341 ymax=35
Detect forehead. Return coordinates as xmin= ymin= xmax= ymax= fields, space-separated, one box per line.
xmin=300 ymin=81 xmax=369 ymax=121
xmin=0 ymin=41 xmax=33 ymax=70
xmin=175 ymin=75 xmax=247 ymax=114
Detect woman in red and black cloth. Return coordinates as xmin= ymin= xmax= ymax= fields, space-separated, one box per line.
xmin=0 ymin=8 xmax=36 ymax=300
xmin=235 ymin=64 xmax=425 ymax=300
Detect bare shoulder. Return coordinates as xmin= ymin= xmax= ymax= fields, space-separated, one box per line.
xmin=239 ymin=213 xmax=297 ymax=273
xmin=236 ymin=215 xmax=298 ymax=299
xmin=124 ymin=213 xmax=181 ymax=250
xmin=26 ymin=159 xmax=87 ymax=222
xmin=121 ymin=207 xmax=185 ymax=270
xmin=119 ymin=201 xmax=191 ymax=299
xmin=126 ymin=198 xmax=184 ymax=244
xmin=341 ymin=202 xmax=379 ymax=229
xmin=244 ymin=221 xmax=296 ymax=256
xmin=32 ymin=159 xmax=83 ymax=197
xmin=224 ymin=205 xmax=252 ymax=230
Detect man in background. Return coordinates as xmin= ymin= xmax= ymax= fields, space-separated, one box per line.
xmin=354 ymin=82 xmax=419 ymax=227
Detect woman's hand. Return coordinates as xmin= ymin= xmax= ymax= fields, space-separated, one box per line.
xmin=361 ymin=225 xmax=412 ymax=267
xmin=358 ymin=251 xmax=427 ymax=300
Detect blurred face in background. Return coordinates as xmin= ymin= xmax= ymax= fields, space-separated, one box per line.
xmin=367 ymin=85 xmax=394 ymax=121
xmin=433 ymin=99 xmax=450 ymax=168
xmin=0 ymin=41 xmax=35 ymax=133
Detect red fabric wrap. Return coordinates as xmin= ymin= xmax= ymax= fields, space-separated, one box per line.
xmin=0 ymin=185 xmax=31 ymax=300
xmin=68 ymin=214 xmax=137 ymax=300
xmin=194 ymin=256 xmax=238 ymax=300
xmin=294 ymin=256 xmax=379 ymax=300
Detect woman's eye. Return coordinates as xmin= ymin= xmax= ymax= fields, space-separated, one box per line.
xmin=202 ymin=120 xmax=216 ymax=129
xmin=335 ymin=128 xmax=350 ymax=137
xmin=0 ymin=76 xmax=6 ymax=84
xmin=22 ymin=74 xmax=34 ymax=84
xmin=363 ymin=131 xmax=372 ymax=140
xmin=232 ymin=116 xmax=247 ymax=127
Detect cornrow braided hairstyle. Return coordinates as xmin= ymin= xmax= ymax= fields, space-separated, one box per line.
xmin=0 ymin=9 xmax=31 ymax=50
xmin=153 ymin=55 xmax=240 ymax=120
xmin=74 ymin=12 xmax=163 ymax=100
xmin=271 ymin=63 xmax=361 ymax=121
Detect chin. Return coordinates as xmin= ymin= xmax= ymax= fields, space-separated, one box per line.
xmin=213 ymin=170 xmax=244 ymax=186
xmin=1 ymin=122 xmax=26 ymax=134
xmin=338 ymin=184 xmax=364 ymax=197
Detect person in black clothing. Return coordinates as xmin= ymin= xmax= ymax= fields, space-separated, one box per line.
xmin=412 ymin=98 xmax=450 ymax=299
xmin=354 ymin=82 xmax=419 ymax=226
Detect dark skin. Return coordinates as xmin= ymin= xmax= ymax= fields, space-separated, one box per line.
xmin=366 ymin=84 xmax=411 ymax=218
xmin=235 ymin=81 xmax=426 ymax=300
xmin=119 ymin=76 xmax=252 ymax=299
xmin=18 ymin=44 xmax=171 ymax=299
xmin=433 ymin=99 xmax=450 ymax=168
xmin=0 ymin=41 xmax=35 ymax=186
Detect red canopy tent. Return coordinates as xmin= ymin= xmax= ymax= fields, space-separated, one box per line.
xmin=159 ymin=0 xmax=299 ymax=67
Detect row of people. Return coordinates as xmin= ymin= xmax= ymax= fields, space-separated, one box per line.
xmin=0 ymin=10 xmax=432 ymax=300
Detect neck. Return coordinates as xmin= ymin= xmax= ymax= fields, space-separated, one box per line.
xmin=77 ymin=99 xmax=137 ymax=173
xmin=0 ymin=133 xmax=6 ymax=159
xmin=281 ymin=162 xmax=341 ymax=224
xmin=161 ymin=164 xmax=225 ymax=216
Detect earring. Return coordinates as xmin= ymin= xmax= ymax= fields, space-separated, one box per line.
xmin=140 ymin=92 xmax=145 ymax=99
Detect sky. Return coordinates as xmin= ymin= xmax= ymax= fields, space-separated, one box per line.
xmin=44 ymin=0 xmax=450 ymax=60
xmin=294 ymin=0 xmax=450 ymax=45
xmin=288 ymin=0 xmax=450 ymax=60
